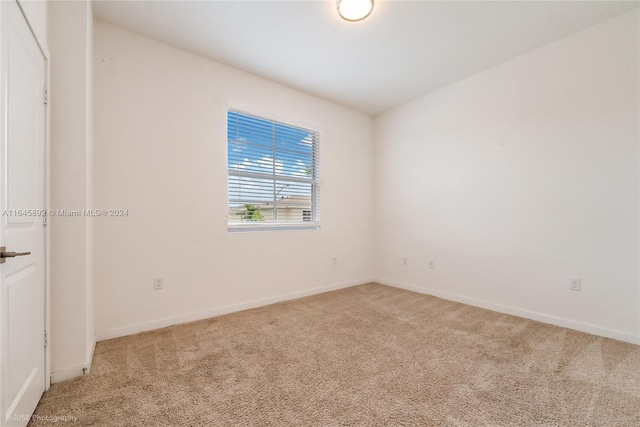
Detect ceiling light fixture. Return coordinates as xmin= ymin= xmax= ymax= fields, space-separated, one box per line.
xmin=337 ymin=0 xmax=374 ymax=22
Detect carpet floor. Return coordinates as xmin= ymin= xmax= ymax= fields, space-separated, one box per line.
xmin=30 ymin=283 xmax=640 ymax=426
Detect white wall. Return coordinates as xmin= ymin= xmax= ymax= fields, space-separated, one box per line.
xmin=49 ymin=0 xmax=94 ymax=382
xmin=92 ymin=21 xmax=374 ymax=340
xmin=374 ymin=10 xmax=640 ymax=344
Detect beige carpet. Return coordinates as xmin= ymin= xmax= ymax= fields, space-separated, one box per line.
xmin=30 ymin=283 xmax=640 ymax=426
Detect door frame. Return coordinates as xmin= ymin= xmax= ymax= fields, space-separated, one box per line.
xmin=8 ymin=0 xmax=51 ymax=391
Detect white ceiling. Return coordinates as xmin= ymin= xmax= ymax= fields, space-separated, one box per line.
xmin=92 ymin=1 xmax=639 ymax=116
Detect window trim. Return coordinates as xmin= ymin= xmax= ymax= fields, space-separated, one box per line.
xmin=228 ymin=221 xmax=320 ymax=233
xmin=226 ymin=108 xmax=320 ymax=232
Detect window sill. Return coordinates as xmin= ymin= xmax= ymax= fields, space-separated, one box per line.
xmin=228 ymin=222 xmax=320 ymax=233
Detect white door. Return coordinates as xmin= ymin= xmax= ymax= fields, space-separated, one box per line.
xmin=0 ymin=1 xmax=46 ymax=426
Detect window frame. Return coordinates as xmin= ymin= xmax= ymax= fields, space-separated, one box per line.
xmin=226 ymin=109 xmax=320 ymax=232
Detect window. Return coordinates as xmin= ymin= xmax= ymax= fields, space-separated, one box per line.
xmin=227 ymin=110 xmax=319 ymax=231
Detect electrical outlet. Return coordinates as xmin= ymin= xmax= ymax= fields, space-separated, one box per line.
xmin=428 ymin=260 xmax=435 ymax=269
xmin=153 ymin=278 xmax=164 ymax=290
xmin=402 ymin=257 xmax=408 ymax=265
xmin=570 ymin=278 xmax=581 ymax=291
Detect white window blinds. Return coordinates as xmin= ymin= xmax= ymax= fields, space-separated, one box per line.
xmin=227 ymin=110 xmax=320 ymax=231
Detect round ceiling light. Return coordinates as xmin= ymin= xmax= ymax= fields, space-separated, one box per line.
xmin=337 ymin=0 xmax=374 ymax=22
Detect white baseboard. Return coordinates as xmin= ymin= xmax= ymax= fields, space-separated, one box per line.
xmin=50 ymin=362 xmax=89 ymax=384
xmin=95 ymin=278 xmax=372 ymax=342
xmin=50 ymin=338 xmax=96 ymax=384
xmin=376 ymin=277 xmax=640 ymax=345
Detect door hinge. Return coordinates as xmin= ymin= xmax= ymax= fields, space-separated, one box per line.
xmin=43 ymin=87 xmax=49 ymax=104
xmin=44 ymin=330 xmax=48 ymax=348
